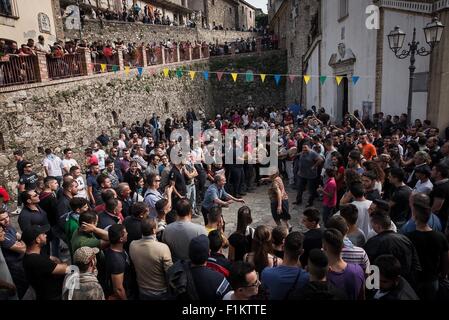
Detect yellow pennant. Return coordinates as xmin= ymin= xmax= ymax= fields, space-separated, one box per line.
xmin=231 ymin=73 xmax=238 ymax=82
xmin=304 ymin=75 xmax=311 ymax=85
xmin=163 ymin=68 xmax=169 ymax=77
xmin=101 ymin=64 xmax=107 ymax=73
xmin=125 ymin=66 xmax=130 ymax=76
xmin=189 ymin=71 xmax=196 ymax=80
xmin=260 ymin=74 xmax=266 ymax=82
xmin=336 ymin=76 xmax=343 ymax=85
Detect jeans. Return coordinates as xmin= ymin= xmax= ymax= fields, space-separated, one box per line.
xmin=296 ymin=176 xmax=318 ymax=206
xmin=285 ymin=160 xmax=294 ymax=185
xmin=139 ymin=288 xmax=169 ymax=300
xmin=186 ymin=183 xmax=196 ymax=210
xmin=230 ymin=167 xmax=244 ymax=195
xmin=321 ymin=205 xmax=335 ymax=226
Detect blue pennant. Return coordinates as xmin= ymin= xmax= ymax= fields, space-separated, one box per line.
xmin=137 ymin=67 xmax=143 ymax=77
xmin=352 ymin=76 xmax=360 ymax=85
xmin=203 ymin=71 xmax=209 ymax=81
xmin=274 ymin=74 xmax=281 ymax=86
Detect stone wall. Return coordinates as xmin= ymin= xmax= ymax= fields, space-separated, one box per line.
xmin=65 ymin=19 xmax=257 ymax=44
xmin=209 ymin=50 xmax=287 ymax=114
xmin=0 ymin=61 xmax=211 ymax=194
xmin=206 ymin=0 xmax=238 ymax=30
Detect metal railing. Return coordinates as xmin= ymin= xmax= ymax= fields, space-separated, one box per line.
xmin=0 ymin=55 xmax=39 ymax=87
xmin=47 ymin=54 xmax=83 ymax=80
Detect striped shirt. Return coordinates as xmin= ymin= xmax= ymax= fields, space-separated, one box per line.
xmin=342 ymin=237 xmax=370 ymax=273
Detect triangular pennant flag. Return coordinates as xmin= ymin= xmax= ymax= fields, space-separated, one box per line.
xmin=217 ymin=72 xmax=224 ymax=81
xmin=124 ymin=66 xmax=130 ymax=76
xmin=89 ymin=63 xmax=94 ymax=71
xmin=189 ymin=71 xmax=196 ymax=80
xmin=163 ymin=68 xmax=169 ymax=77
xmin=137 ymin=67 xmax=143 ymax=77
xmin=112 ymin=65 xmax=119 ymax=73
xmin=245 ymin=71 xmax=254 ymax=82
xmin=352 ymin=76 xmax=360 ymax=85
xmin=274 ymin=74 xmax=281 ymax=86
xmin=101 ymin=64 xmax=107 ymax=73
xmin=260 ymin=74 xmax=266 ymax=83
xmin=231 ymin=73 xmax=238 ymax=82
xmin=319 ymin=76 xmax=327 ymax=85
xmin=176 ymin=69 xmax=183 ymax=78
xmin=303 ymin=75 xmax=311 ymax=85
xmin=336 ymin=76 xmax=343 ymax=86
xmin=203 ymin=71 xmax=209 ymax=81
xmin=289 ymin=75 xmax=296 ymax=83
xmin=148 ymin=68 xmax=156 ymax=76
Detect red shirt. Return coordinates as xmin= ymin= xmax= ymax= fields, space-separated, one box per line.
xmin=0 ymin=187 xmax=10 ymax=203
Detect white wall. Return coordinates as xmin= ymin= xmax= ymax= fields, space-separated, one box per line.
xmin=305 ymin=45 xmax=320 ymax=108
xmin=0 ymin=0 xmax=57 ymax=44
xmin=381 ymin=10 xmax=430 ymax=121
xmin=318 ymin=0 xmax=377 ymax=121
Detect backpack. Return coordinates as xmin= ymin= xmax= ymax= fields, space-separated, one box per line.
xmin=166 ymin=260 xmax=199 ymax=300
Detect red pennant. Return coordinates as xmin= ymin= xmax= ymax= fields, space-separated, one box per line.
xmin=148 ymin=68 xmax=156 ymax=76
xmin=217 ymin=72 xmax=224 ymax=81
xmin=288 ymin=75 xmax=296 ymax=83
xmin=89 ymin=63 xmax=94 ymax=71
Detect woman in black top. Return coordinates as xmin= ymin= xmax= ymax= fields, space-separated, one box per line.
xmin=228 ymin=206 xmax=254 ymax=262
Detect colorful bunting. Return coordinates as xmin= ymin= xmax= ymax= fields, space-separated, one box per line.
xmin=203 ymin=71 xmax=209 ymax=81
xmin=288 ymin=75 xmax=297 ymax=84
xmin=352 ymin=76 xmax=360 ymax=85
xmin=112 ymin=65 xmax=119 ymax=73
xmin=101 ymin=64 xmax=107 ymax=73
xmin=260 ymin=74 xmax=266 ymax=83
xmin=245 ymin=71 xmax=254 ymax=82
xmin=319 ymin=76 xmax=327 ymax=85
xmin=336 ymin=76 xmax=343 ymax=86
xmin=148 ymin=68 xmax=156 ymax=76
xmin=137 ymin=67 xmax=143 ymax=77
xmin=124 ymin=66 xmax=130 ymax=76
xmin=231 ymin=73 xmax=238 ymax=82
xmin=303 ymin=75 xmax=311 ymax=85
xmin=176 ymin=69 xmax=183 ymax=78
xmin=163 ymin=68 xmax=169 ymax=77
xmin=274 ymin=74 xmax=281 ymax=86
xmin=189 ymin=71 xmax=196 ymax=80
xmin=217 ymin=72 xmax=224 ymax=81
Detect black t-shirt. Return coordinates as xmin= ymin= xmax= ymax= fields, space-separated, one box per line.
xmin=430 ymin=180 xmax=449 ymax=221
xmin=273 ymin=249 xmax=284 ymax=260
xmin=190 ymin=265 xmax=230 ymax=300
xmin=228 ymin=232 xmax=252 ymax=262
xmin=17 ymin=160 xmax=26 ymax=177
xmin=169 ymin=166 xmax=187 ymax=197
xmin=123 ymin=216 xmax=142 ymax=252
xmin=18 ymin=172 xmax=39 ymax=190
xmin=22 ymin=253 xmax=63 ymax=300
xmin=290 ymin=281 xmax=347 ymax=300
xmin=366 ymin=189 xmax=381 ymax=201
xmin=390 ymin=185 xmax=412 ymax=225
xmin=406 ymin=230 xmax=449 ymax=282
xmin=105 ymin=248 xmax=131 ymax=297
xmin=301 ymin=228 xmax=324 ymax=267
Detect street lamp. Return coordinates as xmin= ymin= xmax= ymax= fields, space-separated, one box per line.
xmin=387 ymin=17 xmax=445 ymax=125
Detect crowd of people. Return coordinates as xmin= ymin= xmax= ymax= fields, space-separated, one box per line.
xmin=1 ymin=105 xmax=449 ymax=301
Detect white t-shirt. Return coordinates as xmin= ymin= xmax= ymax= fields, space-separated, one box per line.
xmin=75 ymin=176 xmax=88 ymax=199
xmin=118 ymin=140 xmax=126 ymax=151
xmin=42 ymin=155 xmax=63 ymax=177
xmin=414 ymin=179 xmax=433 ymax=195
xmin=93 ymin=149 xmax=107 ymax=170
xmin=223 ymin=291 xmax=235 ymax=300
xmin=351 ymin=199 xmax=373 ymax=238
xmin=62 ymin=158 xmax=78 ymax=173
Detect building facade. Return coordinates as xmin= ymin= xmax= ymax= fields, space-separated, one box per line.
xmin=0 ymin=0 xmax=59 ymax=45
xmin=297 ymin=0 xmax=448 ymax=131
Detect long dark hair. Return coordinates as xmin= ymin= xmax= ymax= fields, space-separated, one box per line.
xmin=252 ymin=225 xmax=273 ymax=273
xmin=236 ymin=206 xmax=252 ymax=234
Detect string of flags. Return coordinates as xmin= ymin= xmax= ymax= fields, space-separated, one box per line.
xmin=89 ymin=61 xmax=367 ymax=86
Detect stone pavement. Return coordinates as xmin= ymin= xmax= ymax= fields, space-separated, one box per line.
xmin=195 ymin=182 xmax=319 ymax=236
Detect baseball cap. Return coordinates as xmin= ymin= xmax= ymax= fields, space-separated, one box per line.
xmin=189 ymin=234 xmax=210 ymax=264
xmin=73 ymin=246 xmax=100 ymax=265
xmin=22 ymin=224 xmax=50 ymax=246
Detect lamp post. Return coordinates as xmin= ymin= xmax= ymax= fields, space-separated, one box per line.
xmin=387 ymin=17 xmax=444 ymax=125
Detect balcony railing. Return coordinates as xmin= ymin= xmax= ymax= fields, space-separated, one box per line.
xmin=0 ymin=55 xmax=39 ymax=87
xmin=0 ymin=38 xmax=270 ymax=89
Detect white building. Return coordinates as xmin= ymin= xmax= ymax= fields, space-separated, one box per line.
xmin=304 ymin=0 xmax=439 ymax=123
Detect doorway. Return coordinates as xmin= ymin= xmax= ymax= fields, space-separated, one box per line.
xmin=336 ymin=75 xmax=348 ymax=124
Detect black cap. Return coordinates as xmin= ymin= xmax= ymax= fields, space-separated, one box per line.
xmin=22 ymin=225 xmax=50 ymax=246
xmin=189 ymin=234 xmax=210 ymax=265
